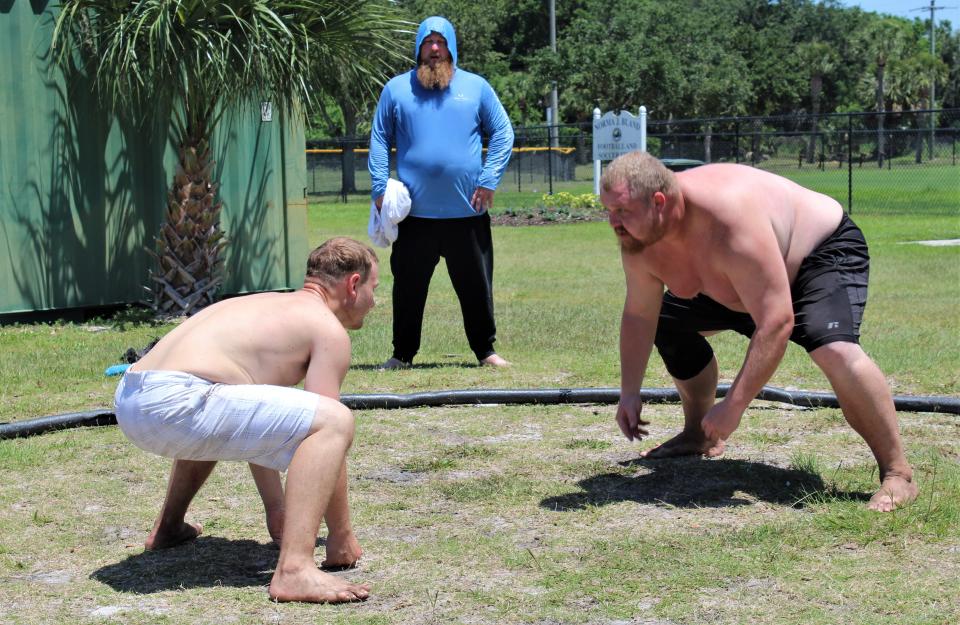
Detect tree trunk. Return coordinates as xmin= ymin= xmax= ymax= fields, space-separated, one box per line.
xmin=339 ymin=98 xmax=358 ymax=194
xmin=149 ymin=115 xmax=226 ymax=317
xmin=876 ymin=63 xmax=886 ymax=168
xmin=806 ymin=74 xmax=822 ymax=164
xmin=915 ymin=105 xmax=924 ymax=164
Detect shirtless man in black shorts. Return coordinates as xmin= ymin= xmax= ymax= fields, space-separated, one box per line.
xmin=600 ymin=151 xmax=917 ymax=511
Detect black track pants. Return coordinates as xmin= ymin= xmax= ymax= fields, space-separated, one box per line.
xmin=389 ymin=213 xmax=497 ymax=362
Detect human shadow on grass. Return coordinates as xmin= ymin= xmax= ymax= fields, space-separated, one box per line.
xmin=89 ymin=536 xmax=345 ymax=593
xmin=541 ymin=456 xmax=870 ymax=511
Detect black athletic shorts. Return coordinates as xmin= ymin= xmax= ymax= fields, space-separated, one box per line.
xmin=654 ymin=213 xmax=869 ymax=380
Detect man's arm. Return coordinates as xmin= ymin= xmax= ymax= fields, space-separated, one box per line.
xmin=303 ymin=328 xmax=351 ymax=399
xmin=303 ymin=328 xmax=355 ymax=542
xmin=476 ymin=80 xmax=514 ymax=194
xmin=701 ymin=224 xmax=795 ymax=440
xmin=616 ymin=254 xmax=664 ymax=440
xmin=368 ymin=86 xmax=395 ymax=206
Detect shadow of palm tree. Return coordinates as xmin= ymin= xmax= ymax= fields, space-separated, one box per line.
xmin=5 ymin=21 xmax=162 ymax=314
xmin=217 ymin=105 xmax=280 ymax=294
xmin=541 ymin=456 xmax=869 ymax=511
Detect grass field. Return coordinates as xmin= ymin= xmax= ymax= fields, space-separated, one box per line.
xmin=1 ymin=201 xmax=958 ymax=624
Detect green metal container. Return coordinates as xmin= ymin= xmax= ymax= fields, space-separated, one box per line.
xmin=0 ymin=1 xmax=309 ymax=316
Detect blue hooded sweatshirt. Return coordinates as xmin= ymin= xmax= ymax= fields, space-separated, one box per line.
xmin=368 ymin=16 xmax=514 ymax=219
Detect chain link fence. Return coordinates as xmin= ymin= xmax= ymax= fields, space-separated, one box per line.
xmin=306 ymin=109 xmax=959 ymax=215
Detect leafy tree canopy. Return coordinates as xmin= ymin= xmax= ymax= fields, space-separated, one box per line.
xmin=308 ymin=0 xmax=959 ymax=137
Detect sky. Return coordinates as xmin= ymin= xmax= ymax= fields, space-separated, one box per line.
xmin=835 ymin=0 xmax=960 ymax=28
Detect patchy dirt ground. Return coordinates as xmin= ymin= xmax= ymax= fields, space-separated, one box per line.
xmin=1 ymin=402 xmax=958 ymax=625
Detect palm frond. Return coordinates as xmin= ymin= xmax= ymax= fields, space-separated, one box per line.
xmin=51 ymin=0 xmax=411 ymax=115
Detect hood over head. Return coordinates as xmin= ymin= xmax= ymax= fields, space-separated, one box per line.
xmin=415 ymin=16 xmax=457 ymax=67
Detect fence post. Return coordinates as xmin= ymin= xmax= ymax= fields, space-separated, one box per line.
xmin=340 ymin=139 xmax=347 ymax=203
xmin=517 ymin=145 xmax=521 ymax=193
xmin=735 ymin=121 xmax=740 ymax=164
xmin=847 ymin=113 xmax=853 ymax=215
xmin=704 ymin=122 xmax=712 ymax=163
xmin=547 ymin=146 xmax=553 ymax=195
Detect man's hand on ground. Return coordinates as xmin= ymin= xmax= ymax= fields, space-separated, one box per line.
xmin=700 ymin=399 xmax=742 ymax=442
xmin=615 ymin=394 xmax=649 ymax=441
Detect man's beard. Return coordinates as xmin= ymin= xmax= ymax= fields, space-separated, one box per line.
xmin=615 ymin=225 xmax=665 ymax=254
xmin=417 ymin=61 xmax=454 ymax=90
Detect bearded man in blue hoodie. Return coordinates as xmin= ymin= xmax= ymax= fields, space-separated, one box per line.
xmin=369 ymin=16 xmax=515 ymax=369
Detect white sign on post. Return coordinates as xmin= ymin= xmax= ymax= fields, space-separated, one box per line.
xmin=593 ymin=107 xmax=647 ymax=194
xmin=592 ymin=109 xmax=645 ymax=161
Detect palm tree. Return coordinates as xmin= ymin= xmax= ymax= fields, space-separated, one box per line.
xmin=888 ymin=51 xmax=948 ymax=162
xmin=52 ymin=1 xmax=407 ymax=316
xmin=855 ymin=19 xmax=909 ymax=168
xmin=798 ymin=41 xmax=837 ymax=164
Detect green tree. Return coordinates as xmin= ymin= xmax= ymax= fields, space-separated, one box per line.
xmin=398 ymin=0 xmax=576 ymax=124
xmin=52 ymin=1 xmax=406 ymax=316
xmin=853 ymin=17 xmax=912 ymax=166
xmin=798 ymin=41 xmax=838 ymax=162
xmin=936 ymin=24 xmax=959 ymax=109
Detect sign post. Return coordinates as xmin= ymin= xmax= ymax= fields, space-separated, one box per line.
xmin=592 ymin=108 xmax=602 ymax=195
xmin=593 ymin=107 xmax=647 ymax=195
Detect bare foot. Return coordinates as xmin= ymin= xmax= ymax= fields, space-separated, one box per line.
xmin=867 ymin=475 xmax=918 ymax=512
xmin=145 ymin=520 xmax=202 ymax=550
xmin=265 ymin=506 xmax=284 ymax=545
xmin=322 ymin=531 xmax=363 ymax=569
xmin=269 ymin=566 xmax=370 ymax=603
xmin=480 ymin=353 xmax=510 ymax=367
xmin=639 ymin=429 xmax=725 ymax=459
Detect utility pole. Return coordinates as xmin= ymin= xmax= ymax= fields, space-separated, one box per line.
xmin=549 ymin=0 xmax=559 ymax=150
xmin=912 ymin=0 xmax=956 ymax=159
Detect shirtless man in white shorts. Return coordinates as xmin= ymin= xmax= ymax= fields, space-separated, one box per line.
xmin=600 ymin=151 xmax=917 ymax=511
xmin=114 ymin=237 xmax=379 ymax=603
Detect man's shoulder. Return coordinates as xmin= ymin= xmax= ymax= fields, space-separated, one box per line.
xmin=453 ymin=68 xmax=490 ymax=87
xmin=384 ymin=70 xmax=416 ymax=91
xmin=271 ymin=292 xmax=340 ymax=328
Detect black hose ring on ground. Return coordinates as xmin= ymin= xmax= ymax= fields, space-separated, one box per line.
xmin=2 ymin=384 xmax=958 ymax=440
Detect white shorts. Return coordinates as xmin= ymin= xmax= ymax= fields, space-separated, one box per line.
xmin=114 ymin=370 xmax=318 ymax=471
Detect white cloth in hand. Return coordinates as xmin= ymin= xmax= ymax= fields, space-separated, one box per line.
xmin=368 ymin=178 xmax=411 ymax=248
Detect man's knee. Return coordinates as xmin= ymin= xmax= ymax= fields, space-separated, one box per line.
xmin=307 ymin=397 xmax=355 ymax=443
xmin=809 ymin=339 xmax=868 ymax=370
xmin=655 ymin=329 xmax=714 ymax=380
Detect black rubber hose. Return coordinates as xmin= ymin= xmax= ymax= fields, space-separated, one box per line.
xmin=0 ymin=410 xmax=119 ymax=439
xmin=2 ymin=384 xmax=958 ymax=440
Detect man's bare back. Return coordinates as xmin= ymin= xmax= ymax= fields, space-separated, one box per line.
xmin=132 ymin=290 xmax=350 ymax=392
